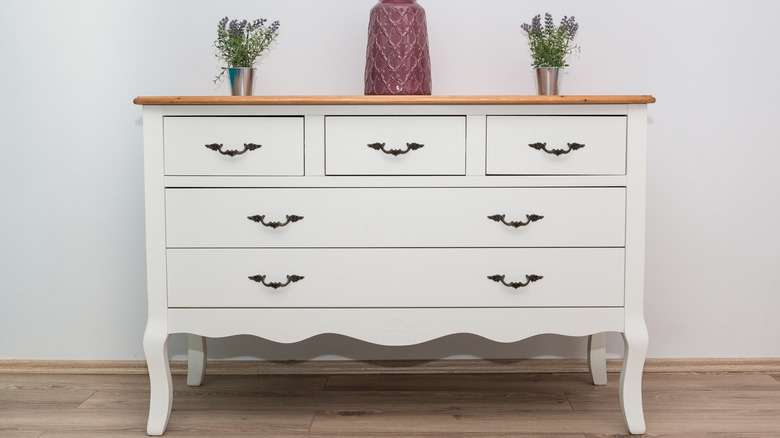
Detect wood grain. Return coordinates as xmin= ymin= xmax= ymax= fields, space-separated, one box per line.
xmin=3 ymin=369 xmax=780 ymax=436
xmin=132 ymin=95 xmax=656 ymax=106
xmin=309 ymin=409 xmax=628 ymax=435
xmin=0 ymin=432 xmax=44 ymax=438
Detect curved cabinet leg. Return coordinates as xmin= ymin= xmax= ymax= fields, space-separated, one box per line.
xmin=143 ymin=326 xmax=172 ymax=436
xmin=187 ymin=334 xmax=207 ymax=387
xmin=587 ymin=332 xmax=608 ymax=386
xmin=620 ymin=322 xmax=649 ymax=435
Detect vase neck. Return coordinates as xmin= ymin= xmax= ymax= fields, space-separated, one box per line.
xmin=380 ymin=0 xmax=416 ymax=4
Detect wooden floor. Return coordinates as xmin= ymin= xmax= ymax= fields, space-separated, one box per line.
xmin=2 ymin=371 xmax=780 ymax=437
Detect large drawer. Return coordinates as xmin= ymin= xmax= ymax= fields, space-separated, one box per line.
xmin=165 ymin=188 xmax=626 ymax=248
xmin=167 ymin=248 xmax=625 ymax=308
xmin=163 ymin=116 xmax=304 ymax=176
xmin=325 ymin=116 xmax=466 ymax=175
xmin=486 ymin=116 xmax=626 ymax=175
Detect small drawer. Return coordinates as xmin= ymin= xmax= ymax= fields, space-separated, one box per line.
xmin=325 ymin=116 xmax=466 ymax=175
xmin=167 ymin=248 xmax=625 ymax=308
xmin=163 ymin=116 xmax=304 ymax=176
xmin=486 ymin=116 xmax=626 ymax=175
xmin=165 ymin=188 xmax=626 ymax=248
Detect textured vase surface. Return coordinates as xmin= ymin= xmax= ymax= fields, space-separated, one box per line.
xmin=364 ymin=0 xmax=432 ymax=95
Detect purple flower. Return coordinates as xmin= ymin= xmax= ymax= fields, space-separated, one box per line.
xmin=544 ymin=12 xmax=554 ymax=30
xmin=520 ymin=12 xmax=580 ymax=68
xmin=560 ymin=15 xmax=578 ymax=38
xmin=522 ymin=14 xmax=542 ymax=34
xmin=214 ymin=16 xmax=282 ymax=81
xmin=531 ymin=14 xmax=542 ymax=32
xmin=228 ymin=19 xmax=240 ymax=36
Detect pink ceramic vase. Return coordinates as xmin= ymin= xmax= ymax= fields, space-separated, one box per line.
xmin=364 ymin=0 xmax=432 ymax=95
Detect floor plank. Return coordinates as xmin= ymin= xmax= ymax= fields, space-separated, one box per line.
xmin=2 ymin=406 xmax=314 ymax=435
xmin=569 ymin=390 xmax=780 ymax=411
xmin=39 ymin=433 xmax=584 ymax=438
xmin=79 ymin=388 xmax=572 ymax=413
xmin=585 ymin=434 xmax=775 ymax=438
xmin=0 ymin=388 xmax=96 ymax=408
xmin=323 ymin=372 xmax=599 ymax=392
xmin=643 ymin=409 xmax=780 ymax=434
xmin=4 ymin=370 xmax=780 ymax=436
xmin=309 ymin=409 xmax=628 ymax=434
xmin=0 ymin=432 xmax=44 ymax=438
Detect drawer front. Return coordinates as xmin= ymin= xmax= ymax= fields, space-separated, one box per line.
xmin=163 ymin=117 xmax=304 ymax=176
xmin=325 ymin=116 xmax=466 ymax=175
xmin=165 ymin=188 xmax=625 ymax=248
xmin=167 ymin=248 xmax=625 ymax=308
xmin=486 ymin=116 xmax=626 ymax=175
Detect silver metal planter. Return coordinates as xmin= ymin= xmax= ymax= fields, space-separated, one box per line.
xmin=229 ymin=67 xmax=256 ymax=96
xmin=535 ymin=67 xmax=562 ymax=95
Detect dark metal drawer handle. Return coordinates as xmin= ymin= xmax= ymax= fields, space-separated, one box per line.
xmin=488 ymin=274 xmax=543 ymax=289
xmin=205 ymin=142 xmax=262 ymax=157
xmin=247 ymin=214 xmax=304 ymax=229
xmin=248 ymin=274 xmax=304 ymax=289
xmin=367 ymin=142 xmax=424 ymax=156
xmin=488 ymin=214 xmax=544 ymax=228
xmin=528 ymin=142 xmax=585 ymax=156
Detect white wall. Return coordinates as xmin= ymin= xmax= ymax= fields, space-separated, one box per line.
xmin=1 ymin=0 xmax=779 ymax=361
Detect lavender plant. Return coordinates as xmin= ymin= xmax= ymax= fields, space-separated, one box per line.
xmin=521 ymin=13 xmax=579 ymax=68
xmin=214 ymin=17 xmax=280 ymax=82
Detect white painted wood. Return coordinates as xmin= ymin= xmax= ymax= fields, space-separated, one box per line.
xmin=141 ymin=107 xmax=168 ymax=322
xmin=620 ymin=320 xmax=649 ymax=434
xmin=621 ymin=104 xmax=649 ymax=435
xmin=164 ymin=174 xmax=628 ymax=188
xmin=325 ymin=116 xmax=466 ymax=175
xmin=303 ymin=115 xmax=325 ymax=176
xmin=167 ymin=248 xmax=625 ymax=308
xmin=141 ymin=106 xmax=173 ymax=435
xmin=138 ymin=99 xmax=649 ymax=435
xmin=486 ymin=116 xmax=627 ymax=175
xmin=465 ymin=115 xmax=487 ymax=176
xmin=165 ymin=188 xmax=626 ymax=248
xmin=168 ymin=308 xmax=626 ymax=346
xmin=142 ymin=324 xmax=171 ymax=436
xmin=186 ymin=334 xmax=206 ymax=387
xmin=587 ymin=333 xmax=608 ymax=386
xmin=624 ymin=105 xmax=648 ymax=319
xmin=163 ymin=117 xmax=304 ymax=176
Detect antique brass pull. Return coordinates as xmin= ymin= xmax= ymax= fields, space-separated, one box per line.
xmin=247 ymin=214 xmax=304 ymax=229
xmin=487 ymin=274 xmax=543 ymax=289
xmin=367 ymin=142 xmax=424 ymax=156
xmin=528 ymin=142 xmax=585 ymax=156
xmin=205 ymin=142 xmax=262 ymax=157
xmin=248 ymin=274 xmax=305 ymax=289
xmin=488 ymin=214 xmax=544 ymax=228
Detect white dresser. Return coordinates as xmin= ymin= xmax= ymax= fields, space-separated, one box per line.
xmin=134 ymin=95 xmax=654 ymax=435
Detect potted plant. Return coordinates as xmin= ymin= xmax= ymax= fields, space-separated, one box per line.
xmin=521 ymin=13 xmax=579 ymax=95
xmin=214 ymin=17 xmax=280 ymax=96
